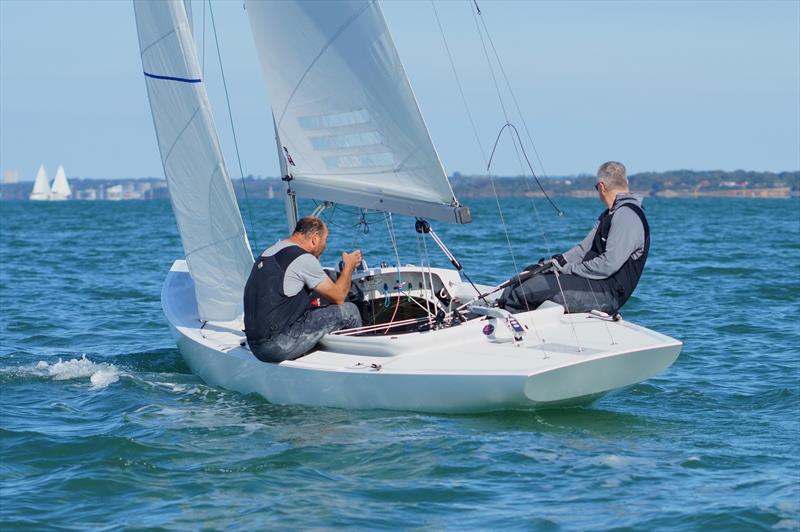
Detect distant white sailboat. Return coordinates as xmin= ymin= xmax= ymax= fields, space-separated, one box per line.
xmin=29 ymin=164 xmax=51 ymax=201
xmin=134 ymin=0 xmax=682 ymax=413
xmin=49 ymin=164 xmax=72 ymax=201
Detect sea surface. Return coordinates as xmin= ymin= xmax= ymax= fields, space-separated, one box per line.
xmin=1 ymin=196 xmax=798 ymax=529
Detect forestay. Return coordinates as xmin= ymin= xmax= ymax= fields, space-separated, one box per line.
xmin=134 ymin=0 xmax=253 ymax=322
xmin=246 ymin=0 xmax=470 ymax=224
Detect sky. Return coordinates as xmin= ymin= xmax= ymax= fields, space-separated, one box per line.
xmin=1 ymin=0 xmax=798 ymax=181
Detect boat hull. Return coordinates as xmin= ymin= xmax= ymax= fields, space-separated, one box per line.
xmin=163 ymin=261 xmax=682 ymax=413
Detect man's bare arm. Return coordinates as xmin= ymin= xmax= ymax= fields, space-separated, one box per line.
xmin=313 ymin=250 xmax=362 ymax=305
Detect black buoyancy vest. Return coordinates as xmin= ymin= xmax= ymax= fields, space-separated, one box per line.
xmin=582 ymin=202 xmax=650 ymax=308
xmin=243 ymin=245 xmax=313 ymax=343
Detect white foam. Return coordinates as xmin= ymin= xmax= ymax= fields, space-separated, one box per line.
xmin=598 ymin=454 xmax=631 ymax=468
xmin=34 ymin=355 xmax=120 ymax=390
xmin=89 ymin=367 xmax=120 ymax=389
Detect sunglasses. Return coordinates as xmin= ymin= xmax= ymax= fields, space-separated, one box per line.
xmin=595 ymin=182 xmax=603 ymax=191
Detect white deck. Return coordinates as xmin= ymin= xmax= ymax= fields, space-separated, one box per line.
xmin=162 ymin=260 xmax=682 ymax=413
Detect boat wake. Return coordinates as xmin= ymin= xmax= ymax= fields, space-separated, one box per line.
xmin=19 ymin=354 xmax=121 ymax=389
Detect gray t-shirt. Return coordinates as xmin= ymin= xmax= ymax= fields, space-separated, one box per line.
xmin=260 ymin=240 xmax=328 ymax=296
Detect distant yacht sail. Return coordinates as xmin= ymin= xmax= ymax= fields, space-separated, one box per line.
xmin=29 ymin=164 xmax=51 ymax=201
xmin=50 ymin=164 xmax=72 ymax=200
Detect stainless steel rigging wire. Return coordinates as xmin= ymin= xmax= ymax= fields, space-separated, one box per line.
xmin=208 ymin=0 xmax=258 ymax=252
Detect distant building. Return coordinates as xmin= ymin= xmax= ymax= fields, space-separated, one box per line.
xmin=3 ymin=169 xmax=19 ymax=184
xmin=145 ymin=181 xmax=170 ymax=200
xmin=75 ymin=189 xmax=97 ymax=200
xmin=105 ymin=184 xmax=124 ymax=200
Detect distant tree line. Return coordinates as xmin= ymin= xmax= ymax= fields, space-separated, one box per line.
xmin=449 ymin=170 xmax=799 ymax=198
xmin=2 ymin=170 xmax=797 ymax=201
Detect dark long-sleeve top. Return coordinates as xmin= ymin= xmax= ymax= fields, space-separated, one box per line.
xmin=559 ymin=193 xmax=646 ymax=280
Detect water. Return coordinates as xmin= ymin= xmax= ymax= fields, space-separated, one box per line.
xmin=1 ymin=197 xmax=798 ymax=529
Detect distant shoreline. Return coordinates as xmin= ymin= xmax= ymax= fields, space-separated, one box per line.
xmin=1 ymin=170 xmax=797 ymax=201
xmin=460 ymin=187 xmax=796 ymax=199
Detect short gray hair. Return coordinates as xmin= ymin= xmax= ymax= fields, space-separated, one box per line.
xmin=597 ymin=161 xmax=628 ymax=190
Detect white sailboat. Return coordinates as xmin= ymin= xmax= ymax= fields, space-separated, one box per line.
xmin=134 ymin=0 xmax=681 ymax=413
xmin=49 ymin=164 xmax=72 ymax=200
xmin=29 ymin=164 xmax=51 ymax=201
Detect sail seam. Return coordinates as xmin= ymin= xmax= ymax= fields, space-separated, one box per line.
xmin=163 ymin=106 xmax=203 ymax=167
xmin=184 ymin=229 xmax=248 ymax=259
xmin=275 ymin=1 xmax=373 ymax=127
xmin=140 ymin=28 xmax=178 ymax=57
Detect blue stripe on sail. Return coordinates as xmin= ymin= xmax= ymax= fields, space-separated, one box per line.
xmin=143 ymin=71 xmax=201 ymax=83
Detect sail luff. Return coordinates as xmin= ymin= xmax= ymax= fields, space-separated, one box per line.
xmin=134 ymin=0 xmax=254 ymax=322
xmin=183 ymin=0 xmax=193 ymax=34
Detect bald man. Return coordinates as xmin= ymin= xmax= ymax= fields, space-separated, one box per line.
xmin=244 ymin=216 xmax=363 ymax=363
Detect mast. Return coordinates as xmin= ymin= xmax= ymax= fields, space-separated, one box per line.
xmin=273 ymin=114 xmax=297 ymax=234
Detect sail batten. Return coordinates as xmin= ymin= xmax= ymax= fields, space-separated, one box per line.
xmin=246 ymin=0 xmax=469 ymax=223
xmin=134 ymin=0 xmax=253 ymax=322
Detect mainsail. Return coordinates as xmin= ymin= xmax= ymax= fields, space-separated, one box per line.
xmin=246 ymin=0 xmax=470 ymax=224
xmin=50 ymin=164 xmax=71 ymax=200
xmin=29 ymin=164 xmax=50 ymax=200
xmin=134 ymin=0 xmax=253 ymax=322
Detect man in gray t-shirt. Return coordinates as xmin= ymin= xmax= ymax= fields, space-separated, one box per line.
xmin=243 ymin=217 xmax=363 ymax=363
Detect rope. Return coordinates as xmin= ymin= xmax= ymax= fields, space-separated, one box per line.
xmin=470 ymin=0 xmax=564 ymax=241
xmin=432 ymin=0 xmax=554 ymax=350
xmin=382 ymin=295 xmax=402 ymax=335
xmin=468 ymin=4 xmax=529 ymax=178
xmin=473 ymin=3 xmax=553 ymax=186
xmin=487 ymin=123 xmax=563 ymax=218
xmin=384 ymin=212 xmax=403 ymax=285
xmin=420 ymin=230 xmax=438 ymax=324
xmin=551 ymin=270 xmax=583 ymax=353
xmin=584 ymin=277 xmax=617 ymax=345
xmin=208 ymin=0 xmax=258 ymax=251
xmin=430 ymin=1 xmax=524 ymax=301
xmin=431 ymin=1 xmax=487 ymax=163
xmin=416 ymin=232 xmax=435 ymax=321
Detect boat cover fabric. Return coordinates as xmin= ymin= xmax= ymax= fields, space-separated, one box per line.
xmin=134 ymin=0 xmax=253 ymax=322
xmin=245 ymin=0 xmax=459 ymax=217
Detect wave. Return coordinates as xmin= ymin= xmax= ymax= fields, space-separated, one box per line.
xmin=2 ymin=354 xmax=121 ymax=390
